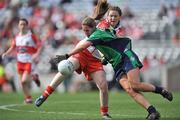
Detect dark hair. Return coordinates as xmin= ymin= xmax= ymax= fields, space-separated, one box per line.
xmin=92 ymin=0 xmax=110 ymax=20
xmin=82 ymin=17 xmax=96 ymax=28
xmin=19 ymin=18 xmax=28 ymax=25
xmin=107 ymin=6 xmax=122 ymax=16
xmin=93 ymin=0 xmax=98 ymax=6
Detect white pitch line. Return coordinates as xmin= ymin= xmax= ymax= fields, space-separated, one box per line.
xmin=1 ymin=103 xmax=177 ymax=119
xmin=0 ymin=104 xmax=86 ymax=116
xmin=0 ymin=103 xmax=135 ymax=117
xmin=0 ymin=103 xmax=146 ymax=118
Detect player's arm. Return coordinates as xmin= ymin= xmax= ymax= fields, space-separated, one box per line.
xmin=49 ymin=40 xmax=92 ymax=65
xmin=2 ymin=39 xmax=16 ymax=59
xmin=68 ymin=40 xmax=92 ymax=56
xmin=32 ymin=34 xmax=43 ymax=61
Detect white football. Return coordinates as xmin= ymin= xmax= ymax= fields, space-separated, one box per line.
xmin=58 ymin=60 xmax=74 ymax=75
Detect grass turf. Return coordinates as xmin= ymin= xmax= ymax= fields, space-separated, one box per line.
xmin=0 ymin=91 xmax=180 ymax=120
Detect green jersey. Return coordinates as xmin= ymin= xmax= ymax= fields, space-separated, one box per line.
xmin=86 ymin=28 xmax=131 ymax=69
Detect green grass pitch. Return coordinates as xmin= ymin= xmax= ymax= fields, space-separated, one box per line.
xmin=0 ymin=91 xmax=180 ymax=120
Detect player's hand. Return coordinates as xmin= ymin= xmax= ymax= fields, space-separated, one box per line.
xmin=49 ymin=54 xmax=69 ymax=65
xmin=2 ymin=53 xmax=7 ymax=59
xmin=101 ymin=58 xmax=108 ymax=65
xmin=32 ymin=53 xmax=40 ymax=63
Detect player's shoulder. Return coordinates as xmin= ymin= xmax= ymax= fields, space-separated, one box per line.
xmin=96 ymin=19 xmax=110 ymax=30
xmin=82 ymin=37 xmax=89 ymax=41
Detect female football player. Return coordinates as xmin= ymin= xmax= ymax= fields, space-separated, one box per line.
xmin=2 ymin=18 xmax=41 ymax=103
xmin=35 ymin=24 xmax=111 ymax=120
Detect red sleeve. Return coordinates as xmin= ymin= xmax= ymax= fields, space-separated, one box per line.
xmin=116 ymin=27 xmax=126 ymax=37
xmin=32 ymin=34 xmax=41 ymax=48
xmin=11 ymin=38 xmax=16 ymax=48
xmin=96 ymin=19 xmax=110 ymax=30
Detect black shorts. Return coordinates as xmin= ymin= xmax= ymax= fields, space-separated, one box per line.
xmin=114 ymin=50 xmax=143 ymax=81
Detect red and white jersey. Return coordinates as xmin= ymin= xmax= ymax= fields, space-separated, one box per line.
xmin=12 ymin=31 xmax=41 ymax=63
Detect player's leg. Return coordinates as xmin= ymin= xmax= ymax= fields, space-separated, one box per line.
xmin=119 ymin=74 xmax=160 ymax=120
xmin=35 ymin=57 xmax=80 ymax=107
xmin=49 ymin=57 xmax=79 ymax=89
xmin=91 ymin=70 xmax=111 ymax=119
xmin=125 ymin=50 xmax=173 ymax=101
xmin=35 ymin=72 xmax=62 ymax=107
xmin=21 ymin=71 xmax=32 ymax=104
xmin=31 ymin=62 xmax=41 ymax=87
xmin=127 ymin=68 xmax=173 ymax=101
xmin=31 ymin=73 xmax=40 ymax=87
xmin=17 ymin=62 xmax=32 ymax=104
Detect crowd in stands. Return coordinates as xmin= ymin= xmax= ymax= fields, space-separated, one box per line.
xmin=0 ymin=0 xmax=180 ymax=92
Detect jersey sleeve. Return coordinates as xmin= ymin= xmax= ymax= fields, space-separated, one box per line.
xmin=96 ymin=19 xmax=110 ymax=30
xmin=116 ymin=27 xmax=126 ymax=37
xmin=32 ymin=34 xmax=41 ymax=48
xmin=11 ymin=38 xmax=16 ymax=48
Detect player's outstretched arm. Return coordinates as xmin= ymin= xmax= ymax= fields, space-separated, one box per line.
xmin=68 ymin=40 xmax=92 ymax=57
xmin=49 ymin=40 xmax=92 ymax=65
xmin=49 ymin=54 xmax=69 ymax=65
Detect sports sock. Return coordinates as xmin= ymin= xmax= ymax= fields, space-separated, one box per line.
xmin=147 ymin=105 xmax=156 ymax=114
xmin=25 ymin=96 xmax=32 ymax=100
xmin=43 ymin=86 xmax=54 ymax=97
xmin=100 ymin=106 xmax=108 ymax=115
xmin=154 ymin=86 xmax=163 ymax=94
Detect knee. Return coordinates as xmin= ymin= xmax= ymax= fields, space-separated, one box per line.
xmin=128 ymin=81 xmax=140 ymax=91
xmin=124 ymin=87 xmax=137 ymax=98
xmin=21 ymin=78 xmax=30 ymax=85
xmin=21 ymin=80 xmax=26 ymax=85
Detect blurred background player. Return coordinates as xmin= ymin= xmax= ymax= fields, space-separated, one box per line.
xmin=2 ymin=18 xmax=41 ymax=104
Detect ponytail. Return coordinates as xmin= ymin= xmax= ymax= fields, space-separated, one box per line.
xmin=92 ymin=0 xmax=110 ymax=20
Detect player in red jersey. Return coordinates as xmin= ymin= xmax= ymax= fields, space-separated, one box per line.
xmin=35 ymin=28 xmax=111 ymax=120
xmin=35 ymin=43 xmax=111 ymax=119
xmin=2 ymin=18 xmax=41 ymax=104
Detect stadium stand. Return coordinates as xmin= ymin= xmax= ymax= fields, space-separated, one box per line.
xmin=0 ymin=0 xmax=180 ymax=92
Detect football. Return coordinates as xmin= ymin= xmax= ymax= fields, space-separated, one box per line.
xmin=57 ymin=60 xmax=74 ymax=75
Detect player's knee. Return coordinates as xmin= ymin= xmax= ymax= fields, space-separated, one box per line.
xmin=21 ymin=80 xmax=27 ymax=85
xmin=128 ymin=80 xmax=140 ymax=91
xmin=124 ymin=87 xmax=137 ymax=98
